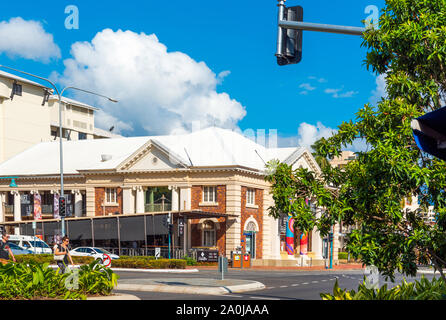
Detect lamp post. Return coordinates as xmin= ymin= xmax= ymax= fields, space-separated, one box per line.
xmin=0 ymin=65 xmax=118 ymax=237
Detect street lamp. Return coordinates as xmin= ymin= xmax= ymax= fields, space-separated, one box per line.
xmin=0 ymin=65 xmax=118 ymax=236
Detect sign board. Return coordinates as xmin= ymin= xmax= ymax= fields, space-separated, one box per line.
xmin=278 ymin=214 xmax=288 ymax=235
xmin=155 ymin=247 xmax=161 ymax=259
xmin=32 ymin=221 xmax=36 ymax=230
xmin=197 ymin=250 xmax=219 ymax=262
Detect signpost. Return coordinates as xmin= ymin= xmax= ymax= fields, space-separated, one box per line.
xmin=218 ymin=256 xmax=228 ymax=280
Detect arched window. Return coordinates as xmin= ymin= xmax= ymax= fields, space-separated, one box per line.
xmin=202 ymin=220 xmax=216 ymax=247
xmin=246 ymin=221 xmax=257 ymax=232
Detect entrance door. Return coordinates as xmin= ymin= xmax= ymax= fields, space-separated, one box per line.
xmin=245 ymin=232 xmax=256 ymax=259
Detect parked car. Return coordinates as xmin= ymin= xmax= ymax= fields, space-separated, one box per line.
xmin=6 ymin=242 xmax=34 ymax=256
xmin=7 ymin=235 xmax=52 ymax=254
xmin=69 ymin=247 xmax=120 ymax=261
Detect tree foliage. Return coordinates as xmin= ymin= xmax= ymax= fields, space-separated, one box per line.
xmin=266 ymin=0 xmax=446 ymax=281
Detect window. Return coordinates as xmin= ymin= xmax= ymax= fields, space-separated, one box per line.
xmin=203 ymin=221 xmax=216 ymax=247
xmin=203 ymin=186 xmax=217 ymax=203
xmin=247 ymin=188 xmax=255 ymax=205
xmin=105 ymin=188 xmax=117 ymax=204
xmin=13 ymin=83 xmax=22 ymax=96
xmin=78 ymin=132 xmax=87 ymax=140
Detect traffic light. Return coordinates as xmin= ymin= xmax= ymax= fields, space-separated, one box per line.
xmin=168 ymin=224 xmax=173 ymax=234
xmin=276 ymin=6 xmax=304 ymax=66
xmin=59 ymin=196 xmax=66 ymax=217
xmin=329 ymin=232 xmax=334 ymax=242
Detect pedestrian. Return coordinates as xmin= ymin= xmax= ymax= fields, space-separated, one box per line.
xmin=53 ymin=236 xmax=73 ymax=274
xmin=0 ymin=234 xmax=16 ymax=263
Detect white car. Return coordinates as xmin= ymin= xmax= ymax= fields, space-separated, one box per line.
xmin=69 ymin=247 xmax=119 ymax=262
xmin=7 ymin=235 xmax=52 ymax=254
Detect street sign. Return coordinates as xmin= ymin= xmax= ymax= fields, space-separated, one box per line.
xmin=155 ymin=247 xmax=161 ymax=259
xmin=197 ymin=250 xmax=219 ymax=262
xmin=32 ymin=221 xmax=36 ymax=230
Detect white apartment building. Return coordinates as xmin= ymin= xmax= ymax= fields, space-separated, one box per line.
xmin=0 ymin=70 xmax=119 ymax=164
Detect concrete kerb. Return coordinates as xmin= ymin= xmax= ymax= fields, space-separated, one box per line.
xmin=87 ymin=293 xmax=141 ymax=300
xmin=116 ymin=280 xmax=265 ymax=296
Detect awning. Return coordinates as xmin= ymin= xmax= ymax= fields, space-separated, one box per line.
xmin=174 ymin=210 xmax=238 ymax=220
xmin=411 ymin=106 xmax=446 ymax=161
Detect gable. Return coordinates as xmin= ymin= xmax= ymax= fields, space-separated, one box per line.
xmin=287 ymin=148 xmax=322 ymax=175
xmin=117 ymin=140 xmax=187 ymax=172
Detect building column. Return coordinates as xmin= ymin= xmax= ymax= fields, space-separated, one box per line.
xmin=225 ymin=183 xmax=241 ymax=257
xmin=170 ymin=186 xmax=179 ymax=211
xmin=72 ymin=190 xmax=83 ymax=217
xmin=311 ymin=207 xmax=323 ymax=260
xmin=11 ymin=190 xmax=21 ymax=235
xmin=135 ymin=186 xmax=145 ymax=214
xmin=0 ymin=192 xmax=5 ymax=223
xmin=179 ymin=186 xmax=191 ymax=210
xmin=122 ymin=188 xmax=135 ymax=214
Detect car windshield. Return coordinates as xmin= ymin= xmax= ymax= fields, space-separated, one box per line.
xmin=7 ymin=243 xmax=22 ymax=250
xmin=93 ymin=248 xmax=111 ymax=254
xmin=27 ymin=241 xmax=50 ymax=248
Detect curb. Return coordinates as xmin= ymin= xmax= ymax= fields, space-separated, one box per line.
xmin=87 ymin=293 xmax=141 ymax=300
xmin=116 ymin=281 xmax=265 ymax=295
xmin=48 ymin=265 xmax=199 ymax=273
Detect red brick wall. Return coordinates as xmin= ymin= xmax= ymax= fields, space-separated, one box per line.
xmin=190 ymin=185 xmax=226 ymax=256
xmin=240 ymin=187 xmax=263 ymax=259
xmin=95 ymin=187 xmax=123 ymax=216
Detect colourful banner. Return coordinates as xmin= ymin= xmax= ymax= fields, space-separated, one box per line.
xmin=54 ymin=194 xmax=60 ymax=219
xmin=286 ymin=216 xmax=294 ymax=256
xmin=300 ymin=232 xmax=308 ymax=255
xmin=33 ymin=194 xmax=42 ymax=220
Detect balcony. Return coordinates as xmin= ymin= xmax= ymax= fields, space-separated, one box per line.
xmin=144 ymin=203 xmax=172 ymax=212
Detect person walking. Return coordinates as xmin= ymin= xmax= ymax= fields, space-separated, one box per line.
xmin=54 ymin=236 xmax=73 ymax=274
xmin=0 ymin=234 xmax=16 ymax=263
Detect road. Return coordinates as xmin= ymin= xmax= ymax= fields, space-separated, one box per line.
xmin=113 ymin=268 xmax=437 ymax=300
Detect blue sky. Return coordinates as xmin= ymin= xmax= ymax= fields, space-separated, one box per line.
xmin=0 ymin=0 xmax=386 ymax=148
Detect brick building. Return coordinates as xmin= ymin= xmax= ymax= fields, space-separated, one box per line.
xmin=0 ymin=127 xmax=336 ymax=266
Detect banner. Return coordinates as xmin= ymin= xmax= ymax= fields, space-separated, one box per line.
xmin=300 ymin=232 xmax=308 ymax=255
xmin=33 ymin=194 xmax=42 ymax=220
xmin=54 ymin=194 xmax=60 ymax=219
xmin=286 ymin=216 xmax=294 ymax=256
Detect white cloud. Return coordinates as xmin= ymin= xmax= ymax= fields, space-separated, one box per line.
xmin=278 ymin=122 xmax=369 ymax=153
xmin=54 ymin=29 xmax=246 ymax=135
xmin=296 ymin=122 xmax=337 ymax=149
xmin=299 ymin=83 xmax=316 ymax=91
xmin=0 ymin=17 xmax=60 ymax=63
xmin=325 ymin=87 xmax=358 ymax=99
xmin=370 ymin=73 xmax=387 ymax=105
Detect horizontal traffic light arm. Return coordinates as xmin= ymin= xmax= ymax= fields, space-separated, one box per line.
xmin=278 ymin=20 xmax=366 ymax=36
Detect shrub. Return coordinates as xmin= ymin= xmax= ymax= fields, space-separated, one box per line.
xmin=111 ymin=258 xmax=186 ymax=269
xmin=321 ymin=276 xmax=446 ymax=300
xmin=14 ymin=254 xmax=94 ymax=265
xmin=338 ymin=252 xmax=349 ymax=260
xmin=0 ymin=260 xmax=119 ymax=300
xmin=182 ymin=255 xmax=197 ymax=266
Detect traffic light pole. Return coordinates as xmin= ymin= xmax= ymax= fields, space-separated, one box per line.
xmin=276 ymin=0 xmax=367 ymax=65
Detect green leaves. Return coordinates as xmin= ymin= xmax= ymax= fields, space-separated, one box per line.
xmin=0 ymin=260 xmax=119 ymax=300
xmin=321 ymin=276 xmax=446 ymax=300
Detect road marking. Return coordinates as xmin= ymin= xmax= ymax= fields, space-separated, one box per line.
xmin=302 ymin=282 xmax=309 ymax=285
xmin=291 ymin=284 xmax=299 ymax=286
xmin=280 ymin=285 xmax=288 ymax=288
xmin=251 ymin=297 xmax=280 ymax=300
xmin=228 ymin=295 xmax=244 ymax=298
xmin=321 ymin=279 xmax=327 ymax=282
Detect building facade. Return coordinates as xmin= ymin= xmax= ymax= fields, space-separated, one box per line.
xmin=0 ymin=127 xmax=339 ymax=266
xmin=0 ymin=70 xmax=119 ymax=164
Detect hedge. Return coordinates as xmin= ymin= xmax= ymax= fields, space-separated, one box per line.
xmin=111 ymin=258 xmax=186 ymax=269
xmin=15 ymin=254 xmax=95 ymax=265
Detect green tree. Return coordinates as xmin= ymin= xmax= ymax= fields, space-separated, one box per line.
xmin=266 ymin=0 xmax=446 ymax=281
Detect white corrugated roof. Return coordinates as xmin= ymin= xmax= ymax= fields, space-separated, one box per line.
xmin=0 ymin=127 xmax=303 ymax=176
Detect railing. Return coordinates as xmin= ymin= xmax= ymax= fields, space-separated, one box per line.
xmin=102 ymin=247 xmax=185 ymax=259
xmin=144 ymin=203 xmax=172 ymax=212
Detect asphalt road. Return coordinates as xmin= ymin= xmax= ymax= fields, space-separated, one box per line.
xmin=113 ymin=268 xmax=437 ymax=300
